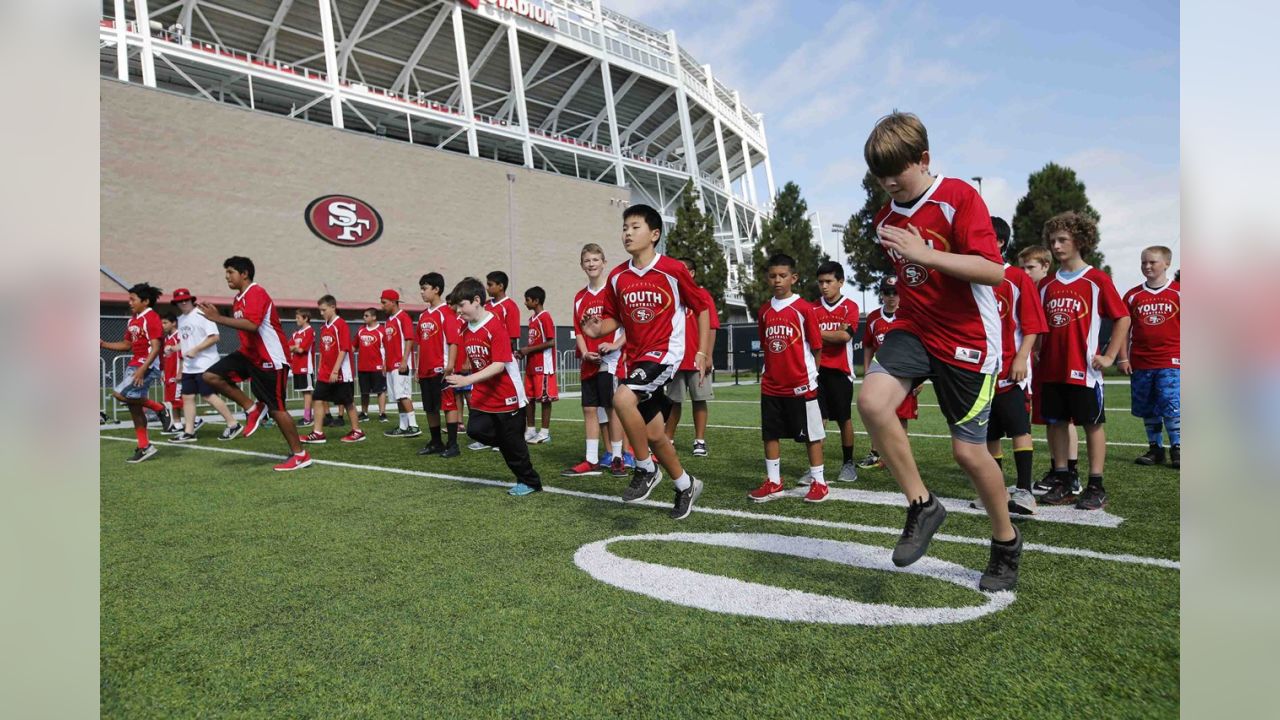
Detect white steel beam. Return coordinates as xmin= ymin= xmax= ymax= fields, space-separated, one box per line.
xmin=538 ymin=59 xmax=599 ymax=132
xmin=633 ymin=111 xmax=679 ymax=154
xmin=619 ymin=87 xmax=673 ymax=143
xmin=257 ymin=0 xmax=295 ymax=59
xmin=114 ymin=0 xmax=129 ymax=81
xmin=448 ymin=24 xmax=506 ymax=107
xmin=316 ymin=0 xmax=344 ymax=128
xmin=580 ymin=72 xmax=636 ymax=142
xmin=759 ymin=114 xmax=776 ymax=202
xmin=656 ymin=114 xmax=708 ymax=160
xmin=156 ymin=54 xmax=216 ymax=100
xmin=450 ymin=2 xmax=478 ymax=156
xmin=133 ymin=0 xmax=157 ymax=87
xmin=336 ymin=0 xmax=381 ymax=80
xmin=667 ymin=29 xmax=703 ymax=206
xmin=360 ymin=2 xmax=438 ymax=45
xmin=193 ymin=4 xmax=224 ymax=46
xmin=713 ymin=115 xmax=743 ymax=264
xmin=598 ymin=61 xmax=625 ymax=185
xmin=505 ymin=24 xmax=534 ymax=168
xmin=178 ymin=0 xmax=196 ymax=31
xmin=495 ymin=41 xmax=554 ymax=121
xmin=391 ymin=6 xmax=449 ymax=93
xmin=742 ymin=140 xmax=762 ymax=236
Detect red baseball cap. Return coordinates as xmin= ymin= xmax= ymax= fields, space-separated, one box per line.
xmin=380 ymin=288 xmax=400 ymax=302
xmin=171 ymin=288 xmax=195 ymax=302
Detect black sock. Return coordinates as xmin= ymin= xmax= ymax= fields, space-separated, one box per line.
xmin=1088 ymin=474 xmax=1104 ymax=489
xmin=993 ymin=534 xmax=1018 ymax=547
xmin=842 ymin=444 xmax=853 ymax=464
xmin=431 ymin=426 xmax=442 ymax=445
xmin=1067 ymin=458 xmax=1079 ymax=474
xmin=920 ymin=493 xmax=935 ymax=507
xmin=993 ymin=455 xmax=1004 ymax=469
xmin=447 ymin=423 xmax=458 ymax=446
xmin=1014 ymin=448 xmax=1034 ymax=491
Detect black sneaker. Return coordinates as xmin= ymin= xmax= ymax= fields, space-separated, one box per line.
xmin=1170 ymin=444 xmax=1180 ymax=469
xmin=622 ymin=465 xmax=663 ymax=503
xmin=125 ymin=445 xmax=158 ymax=464
xmin=1032 ymin=470 xmax=1058 ymax=496
xmin=220 ymin=424 xmax=243 ymax=441
xmin=1070 ymin=471 xmax=1082 ymax=495
xmin=402 ymin=426 xmax=422 ymax=438
xmin=892 ymin=495 xmax=947 ymax=567
xmin=979 ymin=527 xmax=1022 ymax=592
xmin=670 ymin=477 xmax=704 ymax=520
xmin=172 ymin=432 xmax=198 ymax=443
xmin=156 ymin=407 xmax=173 ymax=433
xmin=358 ymin=412 xmax=370 ymax=422
xmin=692 ymin=440 xmax=708 ymax=457
xmin=1075 ymin=484 xmax=1108 ymax=511
xmin=418 ymin=442 xmax=445 ymax=456
xmin=440 ymin=444 xmax=461 ymax=458
xmin=384 ymin=427 xmax=408 ymax=437
xmin=1135 ymin=443 xmax=1165 ymax=466
xmin=379 ymin=414 xmax=389 ymax=423
xmin=1041 ymin=475 xmax=1078 ymax=506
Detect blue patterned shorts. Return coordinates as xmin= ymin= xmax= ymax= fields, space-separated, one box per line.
xmin=1130 ymin=368 xmax=1180 ymax=418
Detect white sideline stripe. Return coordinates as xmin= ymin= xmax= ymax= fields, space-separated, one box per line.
xmin=100 ymin=436 xmax=1178 ymax=570
xmin=779 ymin=486 xmax=1124 ymax=528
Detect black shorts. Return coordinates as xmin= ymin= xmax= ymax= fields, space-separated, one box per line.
xmin=206 ymin=351 xmax=289 ymax=412
xmin=582 ymin=371 xmax=615 ymax=410
xmin=761 ymin=395 xmax=827 ymax=443
xmin=619 ymin=361 xmax=675 ymax=424
xmin=816 ymin=367 xmax=853 ymax=423
xmin=314 ymin=380 xmax=354 ymax=406
xmin=868 ymin=331 xmax=995 ymax=444
xmin=419 ymin=375 xmax=444 ymax=414
xmin=1041 ymin=382 xmax=1105 ymax=426
xmin=359 ymin=371 xmax=387 ymax=395
xmin=987 ymin=385 xmax=1032 ymax=440
xmin=292 ymin=372 xmax=314 ymax=392
xmin=180 ymin=372 xmax=215 ymax=397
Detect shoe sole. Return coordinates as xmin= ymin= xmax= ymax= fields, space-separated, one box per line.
xmin=125 ymin=450 xmax=157 ymax=464
xmin=172 ymin=437 xmax=198 ymax=444
xmin=671 ymin=480 xmax=703 ymax=520
xmin=803 ymin=493 xmax=829 ymax=503
xmin=274 ymin=459 xmax=312 ymax=472
xmin=301 ymin=439 xmax=327 ymax=444
xmin=561 ymin=470 xmax=603 ymax=477
xmin=749 ymin=491 xmax=786 ymax=503
xmin=341 ymin=436 xmax=367 ymax=443
xmin=1009 ymin=502 xmax=1037 ymax=515
xmin=1042 ymin=495 xmax=1078 ymax=506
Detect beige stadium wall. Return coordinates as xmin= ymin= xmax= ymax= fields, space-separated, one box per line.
xmin=101 ymin=78 xmax=629 ymax=325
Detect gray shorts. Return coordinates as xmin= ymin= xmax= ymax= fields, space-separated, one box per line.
xmin=667 ymin=369 xmax=714 ymax=403
xmin=868 ymin=331 xmax=994 ymax=444
xmin=114 ymin=365 xmax=161 ymax=401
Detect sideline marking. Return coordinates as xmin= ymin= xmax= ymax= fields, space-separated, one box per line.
xmin=101 ymin=435 xmax=1178 ymax=569
xmin=574 ymin=532 xmax=1015 ymax=625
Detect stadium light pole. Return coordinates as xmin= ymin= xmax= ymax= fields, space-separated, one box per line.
xmin=972 ymin=176 xmax=983 ymax=195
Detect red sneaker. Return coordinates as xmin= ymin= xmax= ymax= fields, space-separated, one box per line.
xmin=243 ymin=402 xmax=267 ymax=438
xmin=608 ymin=456 xmax=628 ymax=477
xmin=274 ymin=452 xmax=312 ymax=472
xmin=748 ymin=479 xmax=786 ymax=503
xmin=561 ymin=459 xmax=602 ymax=477
xmin=340 ymin=430 xmax=366 ymax=443
xmin=803 ymin=482 xmax=829 ymax=503
xmin=301 ymin=431 xmax=327 ymax=444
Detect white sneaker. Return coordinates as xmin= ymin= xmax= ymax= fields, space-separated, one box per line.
xmin=534 ymin=430 xmax=551 ymax=444
xmin=524 ymin=428 xmax=538 ymax=442
xmin=468 ymin=441 xmax=491 ymax=451
xmin=838 ymin=461 xmax=859 ymax=483
xmin=1009 ymin=488 xmax=1038 ymax=515
xmin=970 ymin=487 xmax=1012 ymax=513
xmin=794 ymin=469 xmax=814 ymax=486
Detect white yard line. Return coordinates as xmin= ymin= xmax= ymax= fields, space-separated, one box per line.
xmin=101 ymin=435 xmax=1178 ymax=570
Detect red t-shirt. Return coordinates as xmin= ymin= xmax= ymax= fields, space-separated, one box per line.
xmin=995 ymin=264 xmax=1049 ymax=393
xmin=232 ymin=283 xmax=290 ymax=370
xmin=485 ymin=296 xmax=523 ymax=342
xmin=602 ymin=253 xmax=709 ymax=368
xmin=382 ymin=309 xmax=414 ymax=372
xmin=356 ymin=325 xmax=385 ymax=372
xmin=417 ymin=306 xmax=457 ymax=378
xmin=872 ymin=175 xmax=1002 ymax=373
xmin=863 ymin=308 xmax=900 ymax=360
xmin=1037 ymin=266 xmax=1127 ymax=387
xmin=461 ymin=313 xmax=526 ymax=412
xmin=162 ymin=331 xmax=181 ymax=380
xmin=525 ymin=310 xmax=556 ymax=375
xmin=290 ymin=325 xmax=314 ymax=375
xmin=814 ymin=295 xmax=860 ymax=379
xmin=677 ymin=286 xmax=721 ymax=372
xmin=126 ymin=308 xmax=163 ymax=369
xmin=758 ymin=295 xmax=822 ymax=399
xmin=1123 ymin=280 xmax=1181 ymax=370
xmin=317 ymin=316 xmax=353 ymax=382
xmin=573 ymin=284 xmax=621 ymax=380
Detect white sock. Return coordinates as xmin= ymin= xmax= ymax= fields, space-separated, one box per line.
xmin=766 ymin=458 xmax=781 ymax=482
xmin=674 ymin=472 xmax=691 ymax=491
xmin=399 ymin=412 xmax=409 ymax=430
xmin=611 ymin=441 xmax=623 ymax=456
xmin=637 ymin=456 xmax=655 ymax=472
xmin=586 ymin=439 xmax=600 ymax=464
xmin=810 ymin=465 xmax=827 ymax=486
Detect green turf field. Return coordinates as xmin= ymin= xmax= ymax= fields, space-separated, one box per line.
xmin=100 ymin=380 xmax=1179 ymax=718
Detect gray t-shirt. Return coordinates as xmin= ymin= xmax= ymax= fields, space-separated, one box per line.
xmin=177 ymin=309 xmax=221 ymax=373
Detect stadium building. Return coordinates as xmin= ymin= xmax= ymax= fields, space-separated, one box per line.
xmin=99 ymin=0 xmax=775 ymax=320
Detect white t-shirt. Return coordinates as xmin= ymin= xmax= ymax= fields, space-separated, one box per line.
xmin=178 ymin=309 xmax=221 ymax=373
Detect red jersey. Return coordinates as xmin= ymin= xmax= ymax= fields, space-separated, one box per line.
xmin=290 ymin=324 xmax=314 ymax=375
xmin=602 ymin=253 xmax=709 ymax=368
xmin=526 ymin=310 xmax=556 ymax=375
xmin=863 ymin=308 xmax=901 ymax=359
xmin=814 ymin=295 xmax=860 ymax=379
xmin=317 ymin=316 xmax=354 ymax=382
xmin=995 ymin=264 xmax=1048 ymax=393
xmin=161 ymin=332 xmax=181 ymax=379
xmin=486 ymin=296 xmax=523 ymax=342
xmin=574 ymin=284 xmax=621 ymax=380
xmin=382 ymin=309 xmax=414 ymax=372
xmin=461 ymin=312 xmax=526 ymax=412
xmin=873 ymin=176 xmax=1002 ymax=373
xmin=1037 ymin=266 xmax=1127 ymax=387
xmin=417 ymin=306 xmax=458 ymax=378
xmin=232 ymin=283 xmax=290 ymax=370
xmin=356 ymin=325 xmax=385 ymax=372
xmin=758 ymin=295 xmax=822 ymax=399
xmin=126 ymin=308 xmax=162 ymax=368
xmin=678 ymin=286 xmax=721 ymax=372
xmin=1123 ymin=280 xmax=1181 ymax=370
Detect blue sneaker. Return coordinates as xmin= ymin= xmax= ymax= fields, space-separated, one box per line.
xmin=508 ymin=482 xmax=540 ymax=497
xmin=600 ymin=451 xmax=615 ymax=467
xmin=622 ymin=451 xmax=636 ymax=468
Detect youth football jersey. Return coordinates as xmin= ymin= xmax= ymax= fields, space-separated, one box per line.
xmin=573 ymin=284 xmax=621 ymax=380
xmin=417 ymin=306 xmax=456 ymax=378
xmin=486 ymin=296 xmax=523 ymax=342
xmin=356 ymin=325 xmax=385 ymax=372
xmin=383 ymin=309 xmax=414 ymax=372
xmin=317 ymin=316 xmax=354 ymax=382
xmin=461 ymin=312 xmax=526 ymax=412
xmin=290 ymin=324 xmax=314 ymax=375
xmin=757 ymin=295 xmax=822 ymax=399
xmin=872 ymin=175 xmax=1002 ymax=373
xmin=995 ymin=264 xmax=1049 ymax=392
xmin=231 ymin=283 xmax=290 ymax=370
xmin=1123 ymin=280 xmax=1181 ymax=370
xmin=677 ymin=285 xmax=721 ymax=372
xmin=126 ymin=308 xmax=162 ymax=369
xmin=863 ymin=308 xmax=900 ymax=359
xmin=162 ymin=332 xmax=181 ymax=379
xmin=177 ymin=309 xmax=221 ymax=374
xmin=1038 ymin=266 xmax=1127 ymax=387
xmin=602 ymin=253 xmax=710 ymax=368
xmin=526 ymin=310 xmax=556 ymax=375
xmin=814 ymin=295 xmax=860 ymax=380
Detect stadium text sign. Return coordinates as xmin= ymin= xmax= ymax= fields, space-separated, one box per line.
xmin=462 ymin=0 xmax=557 ymax=28
xmin=304 ymin=195 xmax=384 ymax=248
xmin=574 ymin=532 xmax=1015 ymax=626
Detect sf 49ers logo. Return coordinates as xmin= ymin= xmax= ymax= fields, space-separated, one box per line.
xmin=361 ymin=334 xmax=377 ymax=347
xmin=902 ymin=264 xmax=929 ymax=287
xmin=1048 ymin=311 xmax=1073 ymax=328
xmin=1143 ymin=314 xmax=1166 ymax=326
xmin=305 ymin=195 xmax=384 ymax=247
xmin=321 ymin=335 xmax=335 ymax=349
xmin=631 ymin=307 xmax=655 ymax=323
xmin=767 ymin=338 xmax=788 ymax=354
xmin=420 ymin=320 xmax=438 ymax=338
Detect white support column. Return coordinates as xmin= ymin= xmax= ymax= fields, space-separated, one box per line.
xmin=317 ymin=0 xmax=345 ymax=128
xmin=114 ymin=0 xmax=129 ymax=81
xmin=451 ymin=3 xmax=479 ymax=157
xmin=505 ymin=23 xmax=534 ymax=168
xmin=742 ymin=140 xmax=762 ymax=238
xmin=705 ymin=64 xmax=743 ymax=265
xmin=599 ymin=61 xmax=626 ymax=186
xmin=133 ymin=0 xmax=156 ymax=87
xmin=758 ymin=113 xmax=776 ymax=203
xmin=667 ymin=30 xmax=703 ymax=209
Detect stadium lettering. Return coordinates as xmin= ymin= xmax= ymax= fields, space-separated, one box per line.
xmin=481 ymin=0 xmax=557 ymax=27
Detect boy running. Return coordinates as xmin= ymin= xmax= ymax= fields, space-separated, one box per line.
xmin=813 ymin=260 xmax=861 ymax=483
xmin=170 ymin=288 xmax=238 ymax=442
xmin=521 ymin=286 xmax=558 ymax=445
xmin=380 ymin=289 xmax=420 ymax=438
xmin=100 ymin=282 xmax=171 ymax=462
xmin=300 ymin=295 xmax=363 ymax=444
xmin=356 ymin=308 xmax=388 ymax=422
xmin=416 ymin=273 xmax=461 ymax=456
xmin=858 ymin=277 xmax=921 ymax=469
xmin=663 ymin=257 xmax=720 ymax=457
xmin=289 ymin=309 xmax=316 ymax=426
xmin=159 ymin=312 xmax=185 ymax=435
xmin=1119 ymin=246 xmax=1181 ymax=468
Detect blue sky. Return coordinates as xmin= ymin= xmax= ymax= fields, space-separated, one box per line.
xmin=606 ymin=0 xmax=1179 ymax=304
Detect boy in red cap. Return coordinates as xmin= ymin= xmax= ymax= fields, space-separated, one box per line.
xmin=380 ymin=288 xmax=420 ymax=438
xmin=170 ymin=287 xmax=239 ymax=442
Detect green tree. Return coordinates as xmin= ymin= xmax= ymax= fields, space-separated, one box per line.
xmin=663 ymin=180 xmax=728 ymax=320
xmin=1011 ymin=162 xmax=1109 ymax=272
xmin=843 ymin=171 xmax=895 ymax=291
xmin=743 ymin=181 xmax=828 ymax=316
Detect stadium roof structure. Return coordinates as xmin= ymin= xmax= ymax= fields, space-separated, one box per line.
xmin=100 ymin=0 xmax=776 ymax=306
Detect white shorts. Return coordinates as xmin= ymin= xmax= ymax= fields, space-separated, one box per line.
xmin=386 ymin=371 xmax=414 ymax=402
